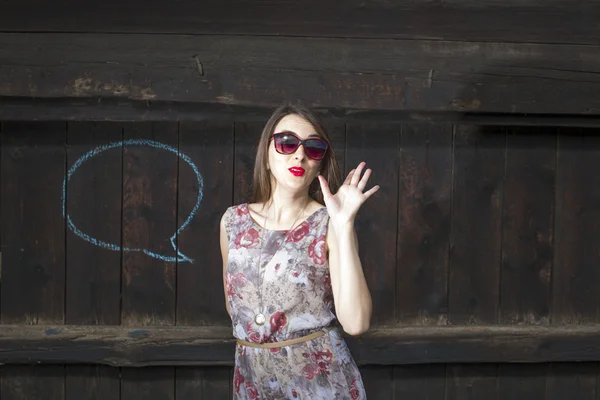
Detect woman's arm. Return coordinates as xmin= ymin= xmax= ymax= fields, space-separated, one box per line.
xmin=220 ymin=213 xmax=231 ymax=317
xmin=327 ymin=221 xmax=372 ymax=336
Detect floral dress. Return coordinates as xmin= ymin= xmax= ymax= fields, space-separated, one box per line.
xmin=224 ymin=203 xmax=367 ymax=400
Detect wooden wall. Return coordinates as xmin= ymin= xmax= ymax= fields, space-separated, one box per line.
xmin=1 ymin=120 xmax=600 ymax=399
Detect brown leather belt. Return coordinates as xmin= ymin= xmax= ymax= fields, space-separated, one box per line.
xmin=236 ymin=329 xmax=326 ymax=349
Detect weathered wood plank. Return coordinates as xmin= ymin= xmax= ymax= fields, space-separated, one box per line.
xmin=500 ymin=127 xmax=555 ymax=324
xmin=553 ymin=128 xmax=600 ymax=324
xmin=0 ymin=0 xmax=596 ymax=45
xmin=175 ymin=367 xmax=232 ymax=400
xmin=546 ymin=363 xmax=597 ymax=400
xmin=4 ymin=325 xmax=600 ymax=366
xmin=0 ymin=122 xmax=66 ymax=324
xmin=445 ymin=364 xmax=497 ymax=400
xmin=498 ymin=364 xmax=546 ymax=400
xmin=394 ymin=364 xmax=446 ymax=399
xmin=65 ymin=122 xmax=122 ymax=325
xmin=449 ymin=125 xmax=504 ymax=324
xmin=232 ymin=122 xmax=264 ymax=205
xmin=396 ymin=123 xmax=452 ymax=325
xmin=65 ymin=365 xmax=119 ymax=400
xmin=176 ymin=121 xmax=233 ymax=326
xmin=121 ymin=122 xmax=178 ymax=326
xmin=0 ymin=366 xmax=64 ymax=400
xmin=122 ymin=367 xmax=174 ymax=400
xmin=1 ymin=34 xmax=600 ymax=115
xmin=346 ymin=122 xmax=399 ymax=326
xmin=65 ymin=121 xmax=122 ymax=400
xmin=360 ymin=366 xmax=393 ymax=399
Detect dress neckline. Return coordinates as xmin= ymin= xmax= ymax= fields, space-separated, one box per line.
xmin=244 ymin=203 xmax=326 ymax=233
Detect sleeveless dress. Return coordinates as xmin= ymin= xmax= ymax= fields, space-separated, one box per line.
xmin=224 ymin=203 xmax=367 ymax=400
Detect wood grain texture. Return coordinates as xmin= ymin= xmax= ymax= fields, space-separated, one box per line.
xmin=396 ymin=123 xmax=452 ymax=325
xmin=1 ymin=34 xmax=600 ymax=115
xmin=449 ymin=125 xmax=505 ymax=324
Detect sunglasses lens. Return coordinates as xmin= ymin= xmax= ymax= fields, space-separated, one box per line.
xmin=304 ymin=139 xmax=328 ymax=160
xmin=274 ymin=133 xmax=300 ymax=154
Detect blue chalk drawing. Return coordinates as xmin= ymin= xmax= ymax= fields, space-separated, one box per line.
xmin=62 ymin=139 xmax=203 ymax=263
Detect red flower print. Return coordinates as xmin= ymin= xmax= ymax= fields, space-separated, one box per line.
xmin=308 ymin=235 xmax=327 ymax=265
xmin=350 ymin=378 xmax=361 ymax=400
xmin=245 ymin=381 xmax=261 ymax=399
xmin=234 ymin=368 xmax=245 ymax=394
xmin=269 ymin=311 xmax=287 ymax=333
xmin=236 ymin=205 xmax=249 ymax=216
xmin=226 ymin=273 xmax=247 ymax=299
xmin=288 ymin=222 xmax=309 ymax=242
xmin=302 ymin=363 xmax=319 ymax=380
xmin=234 ymin=228 xmax=259 ymax=249
xmin=246 ymin=322 xmax=262 ymax=343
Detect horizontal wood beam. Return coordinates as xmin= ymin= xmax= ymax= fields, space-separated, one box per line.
xmin=1 ymin=324 xmax=600 ymax=366
xmin=0 ymin=0 xmax=596 ymax=45
xmin=1 ymin=33 xmax=599 ymax=116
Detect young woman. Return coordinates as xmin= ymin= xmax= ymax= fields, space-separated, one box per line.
xmin=221 ymin=103 xmax=379 ymax=399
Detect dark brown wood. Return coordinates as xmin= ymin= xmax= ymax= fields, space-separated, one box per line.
xmin=500 ymin=127 xmax=555 ymax=324
xmin=5 ymin=324 xmax=600 ymax=366
xmin=394 ymin=364 xmax=446 ymax=399
xmin=0 ymin=0 xmax=596 ymax=45
xmin=65 ymin=365 xmax=119 ymax=400
xmin=2 ymin=34 xmax=600 ymax=116
xmin=121 ymin=367 xmax=174 ymax=400
xmin=346 ymin=122 xmax=399 ymax=326
xmin=176 ymin=121 xmax=233 ymax=326
xmin=323 ymin=121 xmax=346 ymax=186
xmin=66 ymin=122 xmax=122 ymax=325
xmin=233 ymin=122 xmax=264 ymax=205
xmin=0 ymin=366 xmax=64 ymax=400
xmin=360 ymin=366 xmax=393 ymax=399
xmin=445 ymin=364 xmax=497 ymax=400
xmin=553 ymin=128 xmax=600 ymax=324
xmin=498 ymin=364 xmax=546 ymax=400
xmin=0 ymin=122 xmax=66 ymax=323
xmin=65 ymin=122 xmax=122 ymax=400
xmin=546 ymin=363 xmax=597 ymax=400
xmin=396 ymin=123 xmax=452 ymax=325
xmin=175 ymin=367 xmax=232 ymax=400
xmin=449 ymin=125 xmax=505 ymax=324
xmin=121 ymin=122 xmax=178 ymax=326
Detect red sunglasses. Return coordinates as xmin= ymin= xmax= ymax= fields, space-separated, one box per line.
xmin=270 ymin=131 xmax=328 ymax=161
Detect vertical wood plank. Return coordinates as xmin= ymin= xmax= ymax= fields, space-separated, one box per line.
xmin=346 ymin=122 xmax=399 ymax=326
xmin=122 ymin=367 xmax=174 ymax=400
xmin=1 ymin=366 xmax=64 ymax=400
xmin=121 ymin=122 xmax=178 ymax=326
xmin=176 ymin=121 xmax=233 ymax=326
xmin=65 ymin=365 xmax=120 ymax=400
xmin=500 ymin=127 xmax=555 ymax=324
xmin=445 ymin=364 xmax=497 ymax=400
xmin=449 ymin=125 xmax=505 ymax=324
xmin=322 ymin=120 xmax=346 ymax=185
xmin=66 ymin=121 xmax=122 ymax=325
xmin=498 ymin=364 xmax=546 ymax=400
xmin=0 ymin=122 xmax=66 ymax=400
xmin=176 ymin=367 xmax=232 ymax=400
xmin=546 ymin=363 xmax=597 ymax=400
xmin=360 ymin=366 xmax=393 ymax=399
xmin=553 ymin=128 xmax=600 ymax=323
xmin=394 ymin=365 xmax=446 ymax=400
xmin=65 ymin=122 xmax=121 ymax=400
xmin=233 ymin=122 xmax=264 ymax=205
xmin=1 ymin=122 xmax=66 ymax=324
xmin=396 ymin=123 xmax=452 ymax=325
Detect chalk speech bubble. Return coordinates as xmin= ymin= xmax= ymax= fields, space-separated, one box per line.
xmin=62 ymin=139 xmax=203 ymax=263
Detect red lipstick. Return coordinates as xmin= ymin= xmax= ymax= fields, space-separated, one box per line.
xmin=288 ymin=167 xmax=305 ymax=177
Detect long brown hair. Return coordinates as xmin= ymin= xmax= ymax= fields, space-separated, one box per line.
xmin=251 ymin=102 xmax=341 ymax=205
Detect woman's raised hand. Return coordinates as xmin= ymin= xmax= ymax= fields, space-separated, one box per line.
xmin=318 ymin=161 xmax=380 ymax=227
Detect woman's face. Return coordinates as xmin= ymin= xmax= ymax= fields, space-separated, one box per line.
xmin=267 ymin=114 xmax=323 ymax=193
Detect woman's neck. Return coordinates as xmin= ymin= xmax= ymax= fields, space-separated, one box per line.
xmin=263 ymin=190 xmax=310 ymax=224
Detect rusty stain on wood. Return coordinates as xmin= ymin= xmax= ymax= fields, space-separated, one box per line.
xmin=72 ymin=78 xmax=157 ymax=100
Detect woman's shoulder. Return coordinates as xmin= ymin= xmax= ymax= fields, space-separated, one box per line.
xmin=221 ymin=203 xmax=249 ymax=224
